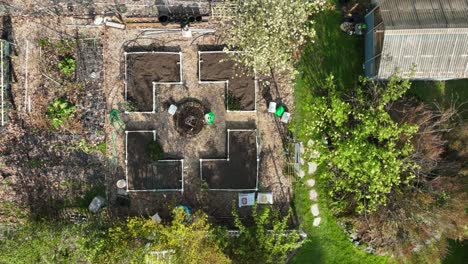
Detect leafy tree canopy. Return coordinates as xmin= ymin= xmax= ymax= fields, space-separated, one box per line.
xmin=220 ymin=0 xmax=328 ymax=74
xmin=227 ymin=204 xmax=303 ymax=264
xmin=298 ymin=75 xmax=419 ymax=213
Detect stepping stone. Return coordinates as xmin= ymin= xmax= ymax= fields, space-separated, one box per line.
xmin=308 ymin=162 xmax=317 ymax=174
xmin=310 ymin=203 xmax=320 ymax=216
xmin=310 ymin=150 xmax=320 ymax=159
xmin=313 ymin=217 xmax=321 ymax=227
xmin=300 ymin=158 xmax=305 ymax=165
xmin=307 ymin=139 xmax=315 ymax=147
xmin=306 ymin=179 xmax=315 ymax=187
xmin=309 ymin=189 xmax=318 ymax=201
xmin=298 ymin=170 xmax=305 ymax=178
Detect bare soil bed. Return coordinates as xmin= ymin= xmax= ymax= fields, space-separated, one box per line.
xmin=126 ymin=131 xmax=182 ymax=190
xmin=126 ymin=53 xmax=181 ymax=112
xmin=202 ymin=130 xmax=257 ymax=190
xmin=200 ymin=53 xmax=255 ymax=111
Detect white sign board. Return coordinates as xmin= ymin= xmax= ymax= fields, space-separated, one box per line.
xmin=238 ymin=193 xmax=255 ymax=208
xmin=257 ymin=193 xmax=273 ymax=204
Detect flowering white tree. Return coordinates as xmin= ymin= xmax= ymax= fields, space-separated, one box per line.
xmin=219 ymin=0 xmax=327 ymax=74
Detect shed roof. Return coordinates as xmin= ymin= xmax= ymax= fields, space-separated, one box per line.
xmin=377 ymin=28 xmax=468 ymax=79
xmin=378 ymin=0 xmax=468 ymax=29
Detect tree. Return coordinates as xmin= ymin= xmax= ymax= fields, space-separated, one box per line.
xmin=226 ymin=204 xmax=302 ymax=264
xmin=298 ymin=75 xmax=419 ymax=213
xmin=219 ymin=0 xmax=328 ymax=74
xmin=147 ymin=208 xmax=231 ymax=264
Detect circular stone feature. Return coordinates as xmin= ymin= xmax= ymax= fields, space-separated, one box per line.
xmin=174 ymin=100 xmax=206 ymax=136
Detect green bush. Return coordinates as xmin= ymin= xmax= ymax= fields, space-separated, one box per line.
xmin=148 ymin=141 xmax=164 ymax=161
xmin=47 ymin=98 xmax=75 ymax=128
xmin=227 ymin=91 xmax=242 ymax=111
xmin=58 ymin=57 xmax=76 ymax=77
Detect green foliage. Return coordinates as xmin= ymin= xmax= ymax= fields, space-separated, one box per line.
xmin=0 ymin=222 xmax=85 ymax=263
xmin=47 ymin=98 xmax=75 ymax=128
xmin=227 ymin=204 xmax=302 ymax=264
xmin=291 ymin=178 xmax=390 ymax=264
xmin=220 ymin=0 xmax=328 ymax=74
xmin=70 ymin=139 xmax=106 ymax=155
xmin=297 ymin=75 xmax=418 ymax=214
xmin=38 ymin=38 xmax=50 ymax=48
xmin=227 ymin=90 xmax=242 ymax=110
xmin=150 ymin=208 xmax=231 ymax=264
xmin=148 ymin=140 xmax=164 ymax=161
xmin=58 ymin=56 xmax=76 ymax=77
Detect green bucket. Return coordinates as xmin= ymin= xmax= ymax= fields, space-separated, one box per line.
xmin=275 ymin=105 xmax=285 ymax=117
xmin=205 ymin=112 xmax=215 ymax=125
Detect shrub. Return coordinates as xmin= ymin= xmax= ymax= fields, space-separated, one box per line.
xmin=227 ymin=91 xmax=242 ymax=110
xmin=148 ymin=141 xmax=164 ymax=161
xmin=47 ymin=98 xmax=75 ymax=128
xmin=58 ymin=57 xmax=76 ymax=77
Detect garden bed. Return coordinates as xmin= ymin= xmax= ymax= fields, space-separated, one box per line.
xmin=199 ymin=52 xmax=256 ymax=111
xmin=201 ymin=130 xmax=258 ymax=190
xmin=126 ymin=131 xmax=183 ymax=192
xmin=125 ymin=52 xmax=182 ymax=112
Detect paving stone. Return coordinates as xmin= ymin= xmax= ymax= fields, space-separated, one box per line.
xmin=311 ymin=203 xmax=320 ymax=216
xmin=313 ymin=217 xmax=321 ymax=227
xmin=298 ymin=170 xmax=305 ymax=178
xmin=308 ymin=162 xmax=317 ymax=174
xmin=306 ymin=179 xmax=315 ymax=187
xmin=309 ymin=189 xmax=318 ymax=201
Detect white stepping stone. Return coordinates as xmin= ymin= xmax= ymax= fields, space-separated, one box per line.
xmin=298 ymin=170 xmax=305 ymax=178
xmin=308 ymin=162 xmax=317 ymax=174
xmin=306 ymin=179 xmax=315 ymax=187
xmin=300 ymin=158 xmax=305 ymax=165
xmin=310 ymin=204 xmax=320 ymax=216
xmin=307 ymin=139 xmax=315 ymax=147
xmin=310 ymin=150 xmax=320 ymax=159
xmin=313 ymin=217 xmax=321 ymax=227
xmin=309 ymin=189 xmax=318 ymax=201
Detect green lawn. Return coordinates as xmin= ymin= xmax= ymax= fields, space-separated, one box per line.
xmin=409 ymin=80 xmax=468 ymax=119
xmin=290 ymin=6 xmax=390 ymax=264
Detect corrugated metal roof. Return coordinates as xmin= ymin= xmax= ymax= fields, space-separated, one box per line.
xmin=379 ymin=0 xmax=468 ymax=29
xmin=377 ymin=28 xmax=468 ymax=79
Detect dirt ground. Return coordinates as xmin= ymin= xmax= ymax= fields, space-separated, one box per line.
xmin=0 ymin=4 xmax=296 ymax=226
xmin=0 ymin=15 xmax=108 ymax=222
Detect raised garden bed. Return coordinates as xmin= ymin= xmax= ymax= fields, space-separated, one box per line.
xmin=201 ymin=130 xmax=258 ymax=190
xmin=125 ymin=52 xmax=182 ymax=112
xmin=199 ymin=52 xmax=256 ymax=111
xmin=126 ymin=131 xmax=183 ymax=192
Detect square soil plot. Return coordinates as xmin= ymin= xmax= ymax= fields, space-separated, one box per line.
xmin=126 ymin=131 xmax=183 ymax=192
xmin=125 ymin=52 xmax=182 ymax=112
xmin=201 ymin=130 xmax=258 ymax=190
xmin=199 ymin=52 xmax=256 ymax=111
